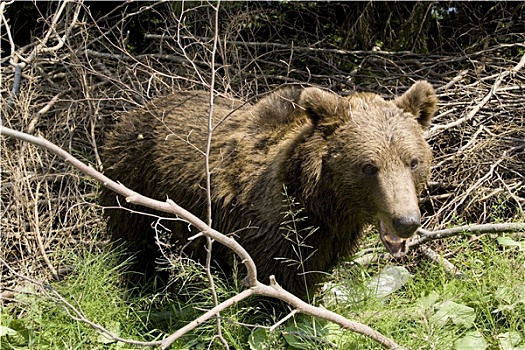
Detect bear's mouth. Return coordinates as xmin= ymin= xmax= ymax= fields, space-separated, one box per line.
xmin=378 ymin=221 xmax=408 ymax=258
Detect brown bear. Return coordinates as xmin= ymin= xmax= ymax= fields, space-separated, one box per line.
xmin=100 ymin=81 xmax=437 ymax=300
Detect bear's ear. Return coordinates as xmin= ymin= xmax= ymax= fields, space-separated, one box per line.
xmin=299 ymin=87 xmax=341 ymax=124
xmin=394 ymin=81 xmax=438 ymax=129
xmin=299 ymin=87 xmax=342 ymax=128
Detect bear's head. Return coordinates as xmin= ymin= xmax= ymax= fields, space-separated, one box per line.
xmin=297 ymin=81 xmax=438 ymax=257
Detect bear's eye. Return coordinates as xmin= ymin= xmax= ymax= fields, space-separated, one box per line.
xmin=362 ymin=163 xmax=378 ymax=175
xmin=410 ymin=159 xmax=419 ymax=170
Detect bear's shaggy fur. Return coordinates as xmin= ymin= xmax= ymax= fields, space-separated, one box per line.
xmin=100 ymin=82 xmax=438 ymax=299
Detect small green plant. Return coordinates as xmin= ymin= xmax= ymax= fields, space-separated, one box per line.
xmin=277 ymin=185 xmax=319 ymax=302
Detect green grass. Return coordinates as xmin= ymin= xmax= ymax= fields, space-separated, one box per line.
xmin=1 ymin=246 xmax=149 ymax=349
xmin=2 ymin=232 xmax=524 ymax=350
xmin=324 ymin=234 xmax=525 ymax=350
xmin=0 ymin=244 xmax=279 ymax=350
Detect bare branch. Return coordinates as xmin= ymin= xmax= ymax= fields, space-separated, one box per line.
xmin=410 ymin=223 xmax=525 ymax=247
xmin=419 ymin=245 xmax=466 ymax=279
xmin=1 ymin=125 xmax=401 ymax=349
xmin=202 ymin=1 xmax=228 ymax=348
xmin=1 ymin=125 xmax=259 ymax=285
xmin=0 ymin=1 xmax=16 ymax=56
xmin=146 ymin=34 xmax=415 ymax=56
xmin=31 ymin=182 xmax=59 ymax=280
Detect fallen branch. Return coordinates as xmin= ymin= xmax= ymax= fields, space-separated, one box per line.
xmin=0 ymin=125 xmax=401 ymax=349
xmin=146 ymin=34 xmax=415 ymax=56
xmin=410 ymin=222 xmax=525 ymax=247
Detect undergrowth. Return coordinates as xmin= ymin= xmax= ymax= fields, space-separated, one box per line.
xmin=1 ymin=246 xmax=144 ymax=349
xmin=2 ymin=192 xmax=524 ymax=350
xmin=2 ymin=227 xmax=523 ymax=350
xmin=327 ymin=234 xmax=525 ymax=350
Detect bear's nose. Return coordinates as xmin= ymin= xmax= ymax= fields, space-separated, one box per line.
xmin=392 ymin=215 xmax=421 ymax=239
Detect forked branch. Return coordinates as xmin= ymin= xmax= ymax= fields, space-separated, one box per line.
xmin=0 ymin=126 xmax=401 ymax=349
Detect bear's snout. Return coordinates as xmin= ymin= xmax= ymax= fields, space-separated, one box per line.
xmin=392 ymin=214 xmax=421 ymax=239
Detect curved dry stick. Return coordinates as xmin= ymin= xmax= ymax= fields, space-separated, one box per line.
xmin=411 ymin=222 xmax=525 ymax=248
xmin=160 ymin=289 xmax=255 ymax=349
xmin=1 ymin=125 xmax=401 ymax=349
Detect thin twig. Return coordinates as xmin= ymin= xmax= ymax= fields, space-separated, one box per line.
xmin=203 ymin=2 xmax=229 ymax=349
xmin=269 ymin=309 xmax=299 ymax=332
xmin=419 ymin=244 xmax=466 ymax=279
xmin=31 ymin=182 xmax=59 ymax=280
xmin=0 ymin=1 xmax=16 ymax=56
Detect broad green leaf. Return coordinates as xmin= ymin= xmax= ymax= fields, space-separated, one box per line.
xmin=498 ymin=331 xmax=523 ymax=350
xmin=497 ymin=237 xmax=525 ymax=251
xmin=249 ymin=328 xmax=270 ymax=350
xmin=454 ymin=330 xmax=487 ymax=350
xmin=4 ymin=320 xmax=33 ymax=345
xmin=97 ymin=321 xmax=120 ymax=344
xmin=495 ymin=286 xmax=516 ymax=304
xmin=0 ymin=323 xmax=28 ymax=347
xmin=430 ymin=300 xmax=476 ymax=328
xmin=493 ymin=286 xmax=525 ymax=313
xmin=366 ymin=265 xmax=412 ymax=298
xmin=0 ymin=325 xmax=17 ymax=337
xmin=416 ymin=291 xmax=441 ymax=311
